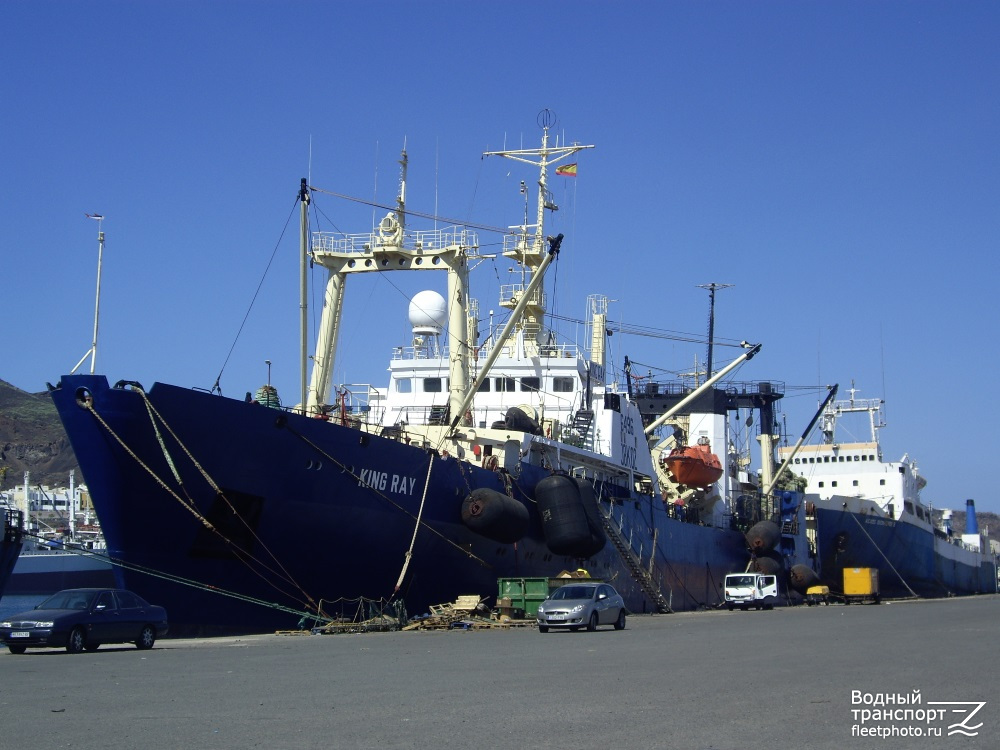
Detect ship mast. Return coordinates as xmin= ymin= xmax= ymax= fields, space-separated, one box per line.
xmin=482 ymin=110 xmax=594 ymax=355
xmin=71 ymin=214 xmax=106 ymax=375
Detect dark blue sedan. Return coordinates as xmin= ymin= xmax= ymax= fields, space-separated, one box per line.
xmin=1 ymin=588 xmax=168 ymax=654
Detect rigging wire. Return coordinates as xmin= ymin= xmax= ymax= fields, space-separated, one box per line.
xmin=309 ymin=185 xmax=515 ymax=237
xmin=211 ymin=196 xmax=300 ymax=395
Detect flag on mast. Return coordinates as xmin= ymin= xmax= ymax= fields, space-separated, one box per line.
xmin=555 ymin=163 xmax=578 ymax=177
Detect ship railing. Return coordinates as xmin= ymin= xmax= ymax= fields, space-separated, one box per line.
xmin=501 ymin=229 xmax=545 ymax=257
xmin=312 ymin=227 xmax=479 ymax=254
xmin=387 ymin=404 xmax=455 ymax=427
xmin=606 ymin=502 xmax=649 ymax=567
xmin=391 ymin=345 xmax=449 ymax=361
xmin=499 ymin=283 xmax=546 ymax=309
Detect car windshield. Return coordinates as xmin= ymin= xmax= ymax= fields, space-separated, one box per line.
xmin=726 ymin=576 xmax=755 ymax=587
xmin=38 ymin=591 xmax=94 ymax=610
xmin=551 ymin=585 xmax=596 ymax=601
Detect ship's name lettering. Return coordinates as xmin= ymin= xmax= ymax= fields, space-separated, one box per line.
xmin=358 ymin=468 xmax=417 ymax=495
xmin=864 ymin=518 xmax=893 ymax=527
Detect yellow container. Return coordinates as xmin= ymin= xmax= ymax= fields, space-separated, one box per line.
xmin=843 ymin=567 xmax=879 ymax=596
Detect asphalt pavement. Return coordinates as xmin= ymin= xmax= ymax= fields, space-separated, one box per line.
xmin=1 ymin=595 xmax=996 ymax=749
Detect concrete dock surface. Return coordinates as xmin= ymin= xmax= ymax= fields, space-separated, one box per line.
xmin=2 ymin=595 xmax=996 ymax=749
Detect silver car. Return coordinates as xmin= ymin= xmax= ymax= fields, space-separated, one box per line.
xmin=536 ymin=583 xmax=626 ymax=633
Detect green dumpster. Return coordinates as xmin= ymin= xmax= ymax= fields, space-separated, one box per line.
xmin=497 ymin=577 xmax=549 ymax=617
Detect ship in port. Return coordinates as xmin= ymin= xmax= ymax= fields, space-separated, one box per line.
xmin=49 ymin=114 xmax=815 ymax=634
xmin=1 ymin=473 xmax=114 ymax=595
xmin=778 ymin=387 xmax=998 ymax=598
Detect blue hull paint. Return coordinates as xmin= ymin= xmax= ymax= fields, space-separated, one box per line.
xmin=814 ymin=507 xmax=996 ymax=598
xmin=53 ymin=375 xmax=780 ymax=634
xmin=5 ymin=550 xmax=115 ymax=595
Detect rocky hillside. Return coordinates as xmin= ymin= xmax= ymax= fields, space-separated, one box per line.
xmin=0 ymin=379 xmax=81 ymax=490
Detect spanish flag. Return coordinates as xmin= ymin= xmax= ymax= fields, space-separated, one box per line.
xmin=555 ymin=163 xmax=578 ymax=177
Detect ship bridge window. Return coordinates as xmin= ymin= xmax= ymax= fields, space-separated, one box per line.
xmin=553 ymin=377 xmax=575 ymax=393
xmin=831 ymin=481 xmax=838 ymax=487
xmin=478 ymin=379 xmax=491 ymax=392
xmin=879 ymin=479 xmax=885 ymax=486
xmin=495 ymin=377 xmax=515 ymax=392
xmin=904 ymin=501 xmax=915 ymax=514
xmin=424 ymin=378 xmax=444 ymax=393
xmin=898 ymin=466 xmax=906 ymax=475
xmin=396 ymin=378 xmax=412 ymax=393
xmin=852 ymin=480 xmax=859 ymax=486
xmin=521 ymin=377 xmax=540 ymax=392
xmin=818 ymin=481 xmax=824 ymax=487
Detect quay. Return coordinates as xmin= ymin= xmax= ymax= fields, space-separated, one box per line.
xmin=2 ymin=595 xmax=997 ymax=749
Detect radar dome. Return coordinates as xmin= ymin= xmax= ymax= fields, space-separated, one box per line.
xmin=409 ymin=290 xmax=447 ymax=335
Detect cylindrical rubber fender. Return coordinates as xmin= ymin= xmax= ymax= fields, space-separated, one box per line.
xmin=460 ymin=488 xmax=529 ymax=544
xmin=575 ymin=480 xmax=607 ymax=555
xmin=745 ymin=520 xmax=780 ymax=553
xmin=752 ymin=549 xmax=783 ymax=576
xmin=789 ymin=564 xmax=821 ymax=593
xmin=536 ymin=474 xmax=596 ymax=557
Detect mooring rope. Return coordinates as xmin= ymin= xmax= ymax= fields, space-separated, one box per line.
xmin=82 ymin=393 xmax=321 ymax=615
xmin=847 ymin=512 xmax=920 ymax=598
xmin=393 ymin=453 xmax=435 ymax=595
xmin=282 ymin=422 xmax=492 ymax=568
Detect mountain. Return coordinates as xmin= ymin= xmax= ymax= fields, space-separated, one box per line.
xmin=0 ymin=379 xmax=81 ymax=491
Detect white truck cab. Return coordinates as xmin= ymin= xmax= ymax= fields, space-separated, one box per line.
xmin=724 ymin=572 xmax=779 ymax=611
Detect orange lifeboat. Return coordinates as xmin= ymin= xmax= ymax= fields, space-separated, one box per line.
xmin=663 ymin=437 xmax=723 ymax=488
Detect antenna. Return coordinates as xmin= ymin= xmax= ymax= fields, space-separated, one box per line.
xmin=70 ymin=214 xmax=106 ymax=375
xmin=697 ymin=282 xmax=733 ymax=379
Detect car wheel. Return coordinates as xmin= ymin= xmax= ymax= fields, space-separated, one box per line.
xmin=587 ymin=612 xmax=598 ymax=632
xmin=66 ymin=627 xmax=87 ymax=654
xmin=85 ymin=643 xmax=101 ymax=652
xmin=538 ymin=625 xmax=549 ymax=633
xmin=614 ymin=610 xmax=626 ymax=630
xmin=135 ymin=624 xmax=156 ymax=650
xmin=7 ymin=645 xmax=27 ymax=655
xmin=727 ymin=604 xmax=734 ymax=611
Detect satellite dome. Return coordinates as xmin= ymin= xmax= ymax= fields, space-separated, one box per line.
xmin=409 ymin=290 xmax=447 ymax=335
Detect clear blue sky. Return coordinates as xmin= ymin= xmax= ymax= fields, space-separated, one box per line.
xmin=3 ymin=2 xmax=999 ymax=513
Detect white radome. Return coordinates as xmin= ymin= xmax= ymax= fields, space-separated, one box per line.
xmin=409 ymin=290 xmax=447 ymax=334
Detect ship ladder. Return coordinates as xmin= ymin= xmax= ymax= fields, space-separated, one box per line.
xmin=595 ymin=501 xmax=673 ymax=613
xmin=570 ymin=409 xmax=595 ymax=447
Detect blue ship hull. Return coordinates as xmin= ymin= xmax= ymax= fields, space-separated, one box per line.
xmin=5 ymin=549 xmax=115 ymax=595
xmin=814 ymin=506 xmax=996 ymax=598
xmin=51 ymin=375 xmax=790 ymax=634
